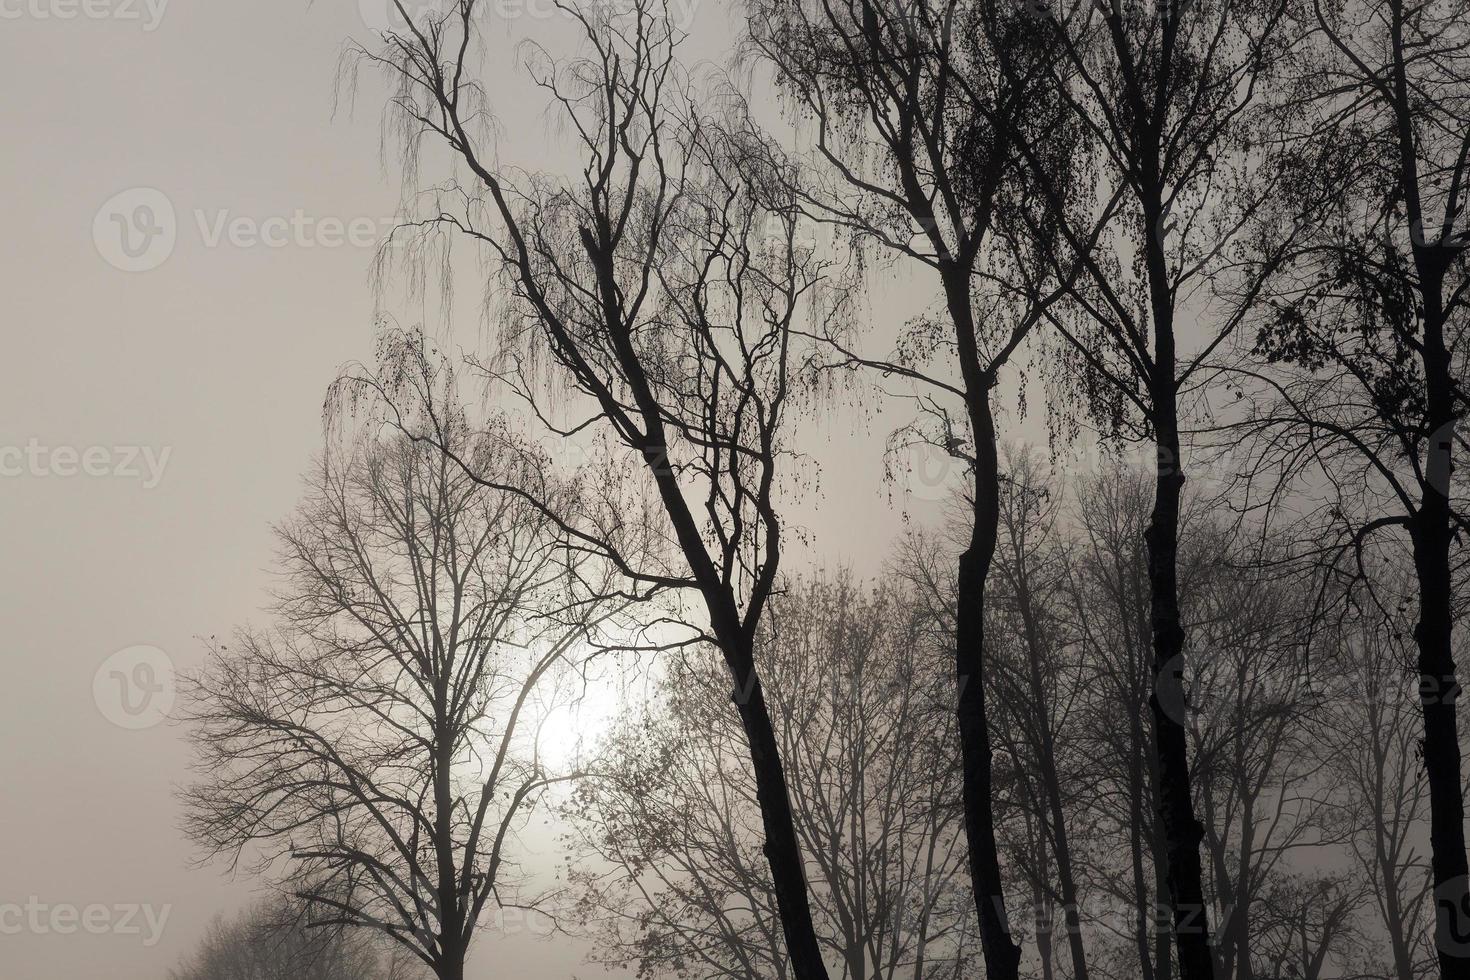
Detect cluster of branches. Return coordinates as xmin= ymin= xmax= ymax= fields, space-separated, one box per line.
xmin=178 ymin=0 xmax=1470 ymax=977
xmin=560 ymin=464 xmax=1445 ymax=980
xmin=182 ymin=418 xmax=628 ymax=980
xmin=568 ymin=571 xmax=974 ymax=980
xmin=169 ymin=894 xmax=426 ymax=980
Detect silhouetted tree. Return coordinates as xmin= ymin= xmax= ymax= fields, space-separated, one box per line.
xmin=1244 ymin=0 xmax=1470 ymax=971
xmin=1251 ymin=873 xmax=1368 ymax=980
xmin=986 ymin=450 xmax=1093 ymax=980
xmin=169 ymin=895 xmax=423 ymax=980
xmin=567 ymin=574 xmax=976 ymax=980
xmin=1063 ymin=464 xmax=1176 ymax=980
xmin=1184 ymin=528 xmax=1335 ymax=979
xmin=1012 ymin=0 xmax=1307 ymax=972
xmin=183 ymin=425 xmax=615 ymax=980
xmin=1318 ymin=608 xmax=1436 ymax=980
xmin=736 ymin=2 xmax=1087 ymax=973
xmin=347 ymin=4 xmax=845 ymax=976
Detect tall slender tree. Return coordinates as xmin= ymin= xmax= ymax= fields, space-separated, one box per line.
xmin=1318 ymin=608 xmax=1436 ymax=980
xmin=1065 ymin=466 xmax=1174 ymax=980
xmin=348 ymin=5 xmax=843 ymax=975
xmin=1245 ymin=0 xmax=1470 ymax=972
xmin=738 ymin=4 xmax=1086 ymax=973
xmin=1011 ymin=0 xmax=1306 ymax=973
xmin=568 ymin=574 xmax=976 ymax=980
xmin=987 ymin=452 xmax=1092 ymax=980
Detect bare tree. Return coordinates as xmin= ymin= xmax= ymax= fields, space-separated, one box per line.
xmin=734 ymin=2 xmax=1089 ymax=974
xmin=1318 ymin=609 xmax=1438 ymax=980
xmin=567 ymin=574 xmax=976 ymax=980
xmin=1242 ymin=0 xmax=1470 ymax=972
xmin=959 ymin=460 xmax=1356 ymax=980
xmin=1250 ymin=873 xmax=1368 ymax=980
xmin=1009 ymin=0 xmax=1308 ymax=972
xmin=169 ymin=895 xmax=424 ymax=980
xmin=986 ymin=450 xmax=1094 ymax=980
xmin=182 ymin=425 xmax=613 ymax=980
xmin=1183 ymin=528 xmax=1336 ymax=979
xmin=1064 ymin=464 xmax=1175 ymax=980
xmin=344 ymin=4 xmax=844 ymax=976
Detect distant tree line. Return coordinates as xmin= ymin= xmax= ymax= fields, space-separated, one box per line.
xmin=169 ymin=895 xmax=424 ymax=980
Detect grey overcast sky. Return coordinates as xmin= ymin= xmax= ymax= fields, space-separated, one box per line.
xmin=0 ymin=2 xmax=1013 ymax=978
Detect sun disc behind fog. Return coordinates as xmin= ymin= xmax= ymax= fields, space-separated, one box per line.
xmin=535 ymin=679 xmax=624 ymax=770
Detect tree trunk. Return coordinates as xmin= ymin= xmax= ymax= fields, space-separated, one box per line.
xmin=727 ymin=641 xmax=833 ymax=980
xmin=1367 ymin=715 xmax=1416 ymax=980
xmin=1233 ymin=786 xmax=1255 ymax=980
xmin=1387 ymin=1 xmax=1470 ymax=964
xmin=956 ymin=399 xmax=1024 ymax=980
xmin=1146 ymin=403 xmax=1216 ymax=980
xmin=941 ymin=262 xmax=1023 ymax=980
xmin=1044 ymin=773 xmax=1089 ymax=980
xmin=1034 ymin=871 xmax=1056 ymax=980
xmin=433 ymin=700 xmax=468 ymax=980
xmin=1140 ymin=174 xmax=1216 ymax=978
xmin=1375 ymin=822 xmax=1416 ymax=980
xmin=1149 ymin=737 xmax=1176 ymax=980
xmin=632 ymin=411 xmax=832 ymax=980
xmin=1413 ymin=298 xmax=1469 ymax=980
xmin=435 ymin=946 xmax=466 ymax=980
xmin=1128 ymin=736 xmax=1158 ymax=980
xmin=1199 ymin=776 xmax=1235 ymax=979
xmin=1014 ymin=543 xmax=1090 ymax=980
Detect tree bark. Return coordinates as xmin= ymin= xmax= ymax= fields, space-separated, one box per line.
xmin=1137 ymin=171 xmax=1216 ymax=979
xmin=1150 ymin=744 xmax=1176 ymax=980
xmin=1412 ymin=299 xmax=1469 ymax=980
xmin=1032 ymin=866 xmax=1056 ymax=980
xmin=433 ymin=698 xmax=468 ymax=980
xmin=957 ymin=397 xmax=1024 ymax=980
xmin=1386 ymin=0 xmax=1470 ymax=966
xmin=435 ymin=948 xmax=466 ymax=980
xmin=1146 ymin=407 xmax=1216 ymax=980
xmin=726 ymin=638 xmax=833 ymax=980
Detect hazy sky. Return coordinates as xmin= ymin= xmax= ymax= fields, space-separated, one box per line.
xmin=0 ymin=2 xmax=991 ymax=978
